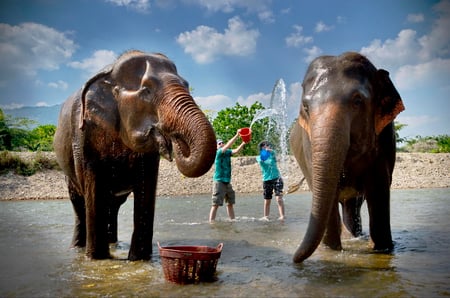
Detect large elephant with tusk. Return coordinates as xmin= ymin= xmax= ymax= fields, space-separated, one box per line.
xmin=53 ymin=50 xmax=216 ymax=260
xmin=289 ymin=52 xmax=405 ymax=263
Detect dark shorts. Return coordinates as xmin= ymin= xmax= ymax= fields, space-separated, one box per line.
xmin=263 ymin=177 xmax=284 ymax=200
xmin=212 ymin=181 xmax=236 ymax=206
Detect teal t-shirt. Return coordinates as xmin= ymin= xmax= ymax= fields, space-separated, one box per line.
xmin=256 ymin=150 xmax=281 ymax=181
xmin=213 ymin=148 xmax=233 ymax=183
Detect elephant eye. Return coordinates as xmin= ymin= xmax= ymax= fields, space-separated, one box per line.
xmin=140 ymin=86 xmax=151 ymax=97
xmin=301 ymin=101 xmax=309 ymax=116
xmin=351 ymin=94 xmax=364 ymax=109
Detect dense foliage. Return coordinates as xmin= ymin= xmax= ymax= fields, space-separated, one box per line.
xmin=0 ymin=151 xmax=59 ymax=176
xmin=0 ymin=109 xmax=56 ymax=151
xmin=212 ymin=102 xmax=272 ymax=156
xmin=1 ymin=108 xmax=449 ymax=157
xmin=401 ymin=135 xmax=450 ymax=153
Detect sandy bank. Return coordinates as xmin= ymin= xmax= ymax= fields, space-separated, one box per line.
xmin=0 ymin=153 xmax=449 ymax=200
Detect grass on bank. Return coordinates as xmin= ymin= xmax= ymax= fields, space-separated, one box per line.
xmin=0 ymin=151 xmax=60 ymax=176
xmin=1 ymin=133 xmax=449 ymax=177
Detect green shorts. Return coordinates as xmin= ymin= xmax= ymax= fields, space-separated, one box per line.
xmin=212 ymin=181 xmax=235 ymax=206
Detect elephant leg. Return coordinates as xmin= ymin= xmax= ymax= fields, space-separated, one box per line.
xmin=128 ymin=154 xmax=159 ymax=261
xmin=366 ymin=176 xmax=393 ymax=251
xmin=323 ymin=198 xmax=342 ymax=250
xmin=84 ymin=170 xmax=111 ymax=259
xmin=68 ymin=182 xmax=86 ymax=248
xmin=107 ymin=195 xmax=128 ymax=243
xmin=342 ymin=196 xmax=364 ymax=237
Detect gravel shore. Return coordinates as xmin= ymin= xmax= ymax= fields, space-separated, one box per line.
xmin=0 ymin=152 xmax=449 ymax=201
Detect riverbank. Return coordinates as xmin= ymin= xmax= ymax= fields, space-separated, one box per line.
xmin=0 ymin=152 xmax=449 ymax=200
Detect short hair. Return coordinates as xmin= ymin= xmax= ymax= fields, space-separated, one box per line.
xmin=258 ymin=140 xmax=269 ymax=150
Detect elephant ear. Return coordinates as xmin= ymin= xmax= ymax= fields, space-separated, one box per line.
xmin=374 ymin=69 xmax=405 ymax=135
xmin=79 ymin=65 xmax=114 ymax=130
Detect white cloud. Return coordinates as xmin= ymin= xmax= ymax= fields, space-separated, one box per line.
xmin=285 ymin=25 xmax=313 ymax=48
xmin=336 ymin=16 xmax=346 ymax=24
xmin=360 ymin=29 xmax=421 ymax=69
xmin=361 ymin=0 xmax=450 ymax=69
xmin=69 ymin=50 xmax=117 ymax=75
xmin=195 ymin=94 xmax=235 ymax=114
xmin=407 ymin=13 xmax=425 ymax=23
xmin=418 ymin=0 xmax=450 ymax=60
xmin=187 ymin=0 xmax=274 ymax=22
xmin=36 ymin=101 xmax=51 ymax=107
xmin=315 ymin=21 xmax=334 ymax=33
xmin=0 ymin=22 xmax=77 ymax=79
xmin=303 ymin=46 xmax=323 ymax=63
xmin=176 ymin=16 xmax=259 ymax=64
xmin=0 ymin=103 xmax=24 ymax=110
xmin=395 ymin=58 xmax=450 ymax=90
xmin=237 ymin=92 xmax=270 ymax=107
xmin=105 ymin=0 xmax=150 ymax=12
xmin=48 ymin=80 xmax=69 ymax=90
xmin=397 ymin=115 xmax=440 ymax=131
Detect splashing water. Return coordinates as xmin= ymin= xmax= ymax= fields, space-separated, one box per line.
xmin=251 ymin=78 xmax=290 ymax=183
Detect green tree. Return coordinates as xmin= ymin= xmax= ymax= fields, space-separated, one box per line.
xmin=0 ymin=109 xmax=12 ymax=150
xmin=404 ymin=135 xmax=450 ymax=153
xmin=212 ymin=102 xmax=269 ymax=156
xmin=394 ymin=121 xmax=407 ymax=144
xmin=28 ymin=125 xmax=57 ymax=151
xmin=0 ymin=110 xmax=56 ymax=151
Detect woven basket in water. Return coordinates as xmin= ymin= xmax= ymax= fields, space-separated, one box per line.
xmin=158 ymin=242 xmax=223 ymax=284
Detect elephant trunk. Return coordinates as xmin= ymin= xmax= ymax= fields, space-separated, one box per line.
xmin=293 ymin=108 xmax=349 ymax=263
xmin=159 ymin=84 xmax=216 ymax=178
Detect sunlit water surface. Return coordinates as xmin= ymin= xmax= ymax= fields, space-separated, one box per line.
xmin=1 ymin=188 xmax=449 ymax=297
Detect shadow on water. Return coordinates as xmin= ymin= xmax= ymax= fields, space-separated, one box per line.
xmin=1 ymin=188 xmax=449 ymax=297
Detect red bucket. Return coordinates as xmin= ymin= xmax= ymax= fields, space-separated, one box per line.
xmin=239 ymin=127 xmax=252 ymax=143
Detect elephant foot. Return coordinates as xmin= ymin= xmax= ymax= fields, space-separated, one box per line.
xmin=86 ymin=250 xmax=112 ymax=260
xmin=128 ymin=250 xmax=152 ymax=261
xmin=322 ymin=241 xmax=343 ymax=251
xmin=107 ymin=233 xmax=118 ymax=244
xmin=71 ymin=238 xmax=86 ymax=248
xmin=128 ymin=244 xmax=153 ymax=261
xmin=373 ymin=240 xmax=394 ymax=252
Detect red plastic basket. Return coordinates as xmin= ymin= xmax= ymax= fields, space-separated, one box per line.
xmin=158 ymin=242 xmax=223 ymax=284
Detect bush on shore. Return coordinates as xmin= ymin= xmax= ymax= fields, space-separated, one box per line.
xmin=0 ymin=151 xmax=59 ymax=176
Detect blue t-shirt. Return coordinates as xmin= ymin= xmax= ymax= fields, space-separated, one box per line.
xmin=256 ymin=150 xmax=281 ymax=181
xmin=213 ymin=148 xmax=233 ymax=183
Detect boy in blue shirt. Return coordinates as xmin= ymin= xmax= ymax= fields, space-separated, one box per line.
xmin=256 ymin=141 xmax=285 ymax=221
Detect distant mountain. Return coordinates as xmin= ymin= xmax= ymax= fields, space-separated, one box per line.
xmin=3 ymin=104 xmax=62 ymax=127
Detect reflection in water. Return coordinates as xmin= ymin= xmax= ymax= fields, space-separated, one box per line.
xmin=0 ymin=188 xmax=449 ymax=297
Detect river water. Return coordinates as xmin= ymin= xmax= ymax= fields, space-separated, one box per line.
xmin=1 ymin=188 xmax=449 ymax=297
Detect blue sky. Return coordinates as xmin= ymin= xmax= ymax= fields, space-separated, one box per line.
xmin=0 ymin=0 xmax=449 ymax=139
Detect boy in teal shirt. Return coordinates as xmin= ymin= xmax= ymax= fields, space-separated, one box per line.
xmin=209 ymin=130 xmax=247 ymax=223
xmin=256 ymin=141 xmax=285 ymax=221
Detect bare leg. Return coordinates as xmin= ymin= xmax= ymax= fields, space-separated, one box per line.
xmin=209 ymin=205 xmax=219 ymax=223
xmin=226 ymin=204 xmax=235 ymax=220
xmin=264 ymin=199 xmax=271 ymax=217
xmin=276 ymin=196 xmax=285 ymax=220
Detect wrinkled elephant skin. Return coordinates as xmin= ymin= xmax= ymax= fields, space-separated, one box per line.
xmin=289 ymin=52 xmax=405 ymax=263
xmin=53 ymin=51 xmax=216 ymax=260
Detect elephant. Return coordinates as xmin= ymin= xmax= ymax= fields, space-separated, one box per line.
xmin=289 ymin=52 xmax=405 ymax=263
xmin=53 ymin=50 xmax=216 ymax=260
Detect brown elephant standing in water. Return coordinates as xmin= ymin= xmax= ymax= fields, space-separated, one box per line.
xmin=53 ymin=51 xmax=216 ymax=260
xmin=289 ymin=52 xmax=405 ymax=263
